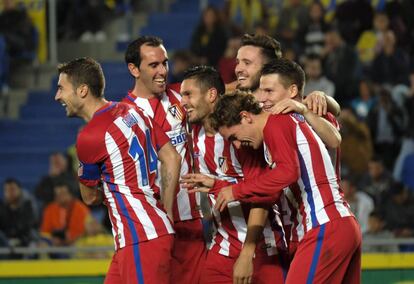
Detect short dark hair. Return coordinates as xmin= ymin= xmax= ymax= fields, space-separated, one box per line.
xmin=182 ymin=65 xmax=225 ymax=96
xmin=125 ymin=36 xmax=164 ymax=67
xmin=241 ymin=34 xmax=282 ymax=62
xmin=210 ymin=91 xmax=261 ymax=130
xmin=261 ymin=59 xmax=305 ymax=98
xmin=3 ymin=178 xmax=21 ymax=188
xmin=58 ymin=57 xmax=105 ymax=98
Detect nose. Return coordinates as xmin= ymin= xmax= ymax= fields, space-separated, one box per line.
xmin=232 ymin=140 xmax=241 ymax=149
xmin=158 ymin=63 xmax=168 ymax=76
xmin=180 ymin=97 xmax=188 ymax=109
xmin=235 ymin=63 xmax=242 ymax=75
xmin=55 ymin=90 xmax=60 ymax=101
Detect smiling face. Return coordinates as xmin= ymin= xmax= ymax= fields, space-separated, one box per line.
xmin=136 ymin=44 xmax=169 ymax=96
xmin=256 ymin=74 xmax=295 ymax=112
xmin=55 ymin=73 xmax=83 ymax=117
xmin=180 ymin=78 xmax=214 ymax=124
xmin=218 ymin=114 xmax=263 ymax=149
xmin=235 ymin=45 xmax=265 ymax=91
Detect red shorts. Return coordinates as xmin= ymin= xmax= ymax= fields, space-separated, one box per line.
xmin=105 ymin=234 xmax=174 ymax=284
xmin=171 ymin=218 xmax=206 ymax=284
xmin=286 ymin=216 xmax=362 ymax=284
xmin=200 ymin=250 xmax=286 ymax=284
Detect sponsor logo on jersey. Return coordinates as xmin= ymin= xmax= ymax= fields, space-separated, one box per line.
xmin=218 ymin=157 xmax=228 ymax=173
xmin=168 ymin=104 xmax=184 ymax=121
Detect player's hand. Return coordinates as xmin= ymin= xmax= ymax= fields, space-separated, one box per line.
xmin=233 ymin=254 xmax=253 ymax=284
xmin=303 ymin=91 xmax=327 ymax=116
xmin=181 ymin=173 xmax=215 ymax=194
xmin=270 ymin=98 xmax=307 ymax=115
xmin=215 ymin=186 xmax=235 ymax=211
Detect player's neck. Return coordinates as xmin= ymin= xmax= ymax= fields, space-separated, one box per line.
xmin=132 ymin=83 xmax=160 ymax=99
xmin=203 ymin=117 xmax=216 ymax=137
xmin=82 ymin=98 xmax=108 ymax=122
xmin=256 ymin=111 xmax=271 ymax=131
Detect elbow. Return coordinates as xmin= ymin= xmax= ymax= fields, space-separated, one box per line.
xmin=328 ymin=134 xmax=342 ymax=149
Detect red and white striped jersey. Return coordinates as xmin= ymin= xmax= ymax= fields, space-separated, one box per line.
xmin=123 ymin=84 xmax=201 ymax=222
xmin=233 ymin=113 xmax=352 ymax=243
xmin=77 ymin=102 xmax=175 ymax=250
xmin=192 ymin=124 xmax=284 ymax=258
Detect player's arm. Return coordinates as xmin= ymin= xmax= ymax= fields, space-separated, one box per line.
xmin=215 ymin=116 xmax=300 ymax=210
xmin=233 ymin=206 xmax=269 ymax=284
xmin=272 ymin=98 xmax=341 ymax=149
xmin=158 ymin=141 xmax=181 ymax=220
xmin=79 ymin=183 xmax=104 ymax=206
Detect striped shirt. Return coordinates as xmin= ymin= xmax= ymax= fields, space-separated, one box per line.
xmin=77 ymin=102 xmax=175 ymax=250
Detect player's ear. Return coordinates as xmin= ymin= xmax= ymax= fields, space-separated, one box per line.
xmin=239 ymin=111 xmax=252 ymax=123
xmin=207 ymin=88 xmax=218 ymax=103
xmin=128 ymin=63 xmax=140 ymax=79
xmin=289 ymin=84 xmax=298 ymax=99
xmin=78 ymin=84 xmax=88 ymax=98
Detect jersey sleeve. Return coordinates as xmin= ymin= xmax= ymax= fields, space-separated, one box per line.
xmin=232 ymin=115 xmax=300 ymax=203
xmin=76 ymin=128 xmax=106 ymax=188
xmin=152 ymin=120 xmax=170 ymax=150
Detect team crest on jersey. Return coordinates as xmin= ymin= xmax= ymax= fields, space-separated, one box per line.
xmin=168 ymin=104 xmax=184 ymax=121
xmin=218 ymin=157 xmax=228 ymax=173
xmin=291 ymin=112 xmax=305 ymax=122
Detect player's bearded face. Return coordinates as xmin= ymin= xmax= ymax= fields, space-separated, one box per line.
xmin=55 ymin=73 xmax=82 ymax=118
xmin=138 ymin=45 xmax=169 ymax=95
xmin=180 ymin=79 xmax=211 ymax=124
xmin=235 ymin=46 xmax=264 ymax=92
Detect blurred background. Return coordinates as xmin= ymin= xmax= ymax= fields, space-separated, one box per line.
xmin=0 ymin=0 xmax=413 ymax=283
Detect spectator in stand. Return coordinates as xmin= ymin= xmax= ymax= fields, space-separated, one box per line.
xmin=383 ymin=183 xmax=414 ymax=239
xmin=322 ymin=28 xmax=360 ymax=106
xmin=356 ymin=12 xmax=390 ymax=71
xmin=169 ymin=50 xmax=196 ymax=84
xmin=223 ymin=0 xmax=268 ymax=34
xmin=342 ymin=176 xmax=374 ymax=234
xmin=363 ymin=211 xmax=398 ymax=253
xmin=334 ymin=0 xmax=374 ymax=45
xmin=0 ymin=178 xmax=39 ymax=258
xmin=190 ymin=5 xmax=228 ymax=67
xmin=367 ymin=87 xmax=404 ymax=169
xmin=370 ymin=30 xmax=410 ymax=87
xmin=70 ymin=0 xmax=108 ymax=42
xmin=40 ymin=181 xmax=90 ymax=247
xmin=0 ymin=0 xmax=37 ymax=92
xmin=300 ymin=1 xmax=328 ymax=57
xmin=303 ymin=53 xmax=335 ymax=98
xmin=75 ymin=215 xmax=113 ymax=259
xmin=338 ymin=109 xmax=373 ymax=177
xmin=359 ymin=155 xmax=393 ymax=209
xmin=35 ymin=151 xmax=77 ymax=210
xmin=275 ymin=0 xmax=309 ymax=51
xmin=0 ymin=0 xmax=37 ymax=58
xmin=350 ymin=79 xmax=377 ymax=122
xmin=218 ymin=35 xmax=241 ymax=84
